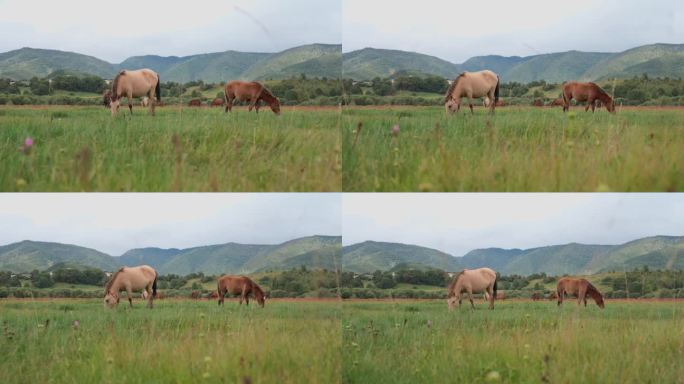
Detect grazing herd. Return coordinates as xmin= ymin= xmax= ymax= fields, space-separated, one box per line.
xmin=103 ymin=68 xmax=281 ymax=116
xmin=446 ymin=70 xmax=616 ymax=115
xmin=103 ymin=265 xmax=605 ymax=312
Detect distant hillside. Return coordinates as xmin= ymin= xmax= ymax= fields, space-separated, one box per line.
xmin=0 ymin=240 xmax=118 ymax=272
xmin=342 ymin=43 xmax=684 ymax=82
xmin=0 ymin=44 xmax=341 ymax=82
xmin=0 ymin=47 xmax=114 ymax=80
xmin=342 ymin=48 xmax=461 ymax=80
xmin=341 ymin=241 xmax=461 ymax=273
xmin=0 ymin=236 xmax=341 ymax=274
xmin=342 ymin=236 xmax=684 ymax=275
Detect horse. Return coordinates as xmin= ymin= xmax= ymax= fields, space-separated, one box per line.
xmin=224 ymin=80 xmax=281 ymax=115
xmin=211 ymin=97 xmax=225 ymax=107
xmin=141 ymin=97 xmax=150 ymax=107
xmin=550 ymin=98 xmax=564 ymax=106
xmin=531 ymin=292 xmax=541 ymax=301
xmin=533 ymin=99 xmax=544 ymax=107
xmin=109 ymin=69 xmax=161 ymax=116
xmin=562 ymin=82 xmax=615 ymax=113
xmin=556 ymin=277 xmax=605 ymax=309
xmin=188 ymin=99 xmax=202 ymax=107
xmin=191 ymin=290 xmax=202 ymax=299
xmin=104 ymin=265 xmax=157 ymax=309
xmin=447 ymin=267 xmax=498 ymax=310
xmin=103 ymin=90 xmax=113 ymax=107
xmin=445 ymin=70 xmax=500 ymax=115
xmin=217 ymin=275 xmax=266 ymax=307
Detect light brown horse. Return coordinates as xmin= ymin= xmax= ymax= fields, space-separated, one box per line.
xmin=110 ymin=68 xmax=161 ymax=116
xmin=562 ymin=82 xmax=615 ymax=113
xmin=224 ymin=80 xmax=281 ymax=115
xmin=217 ymin=275 xmax=266 ymax=307
xmin=447 ymin=267 xmax=498 ymax=310
xmin=445 ymin=70 xmax=500 ymax=115
xmin=104 ymin=265 xmax=157 ymax=309
xmin=556 ymin=277 xmax=605 ymax=309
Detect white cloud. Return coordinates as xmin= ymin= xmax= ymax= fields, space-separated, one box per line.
xmin=0 ymin=0 xmax=341 ymax=62
xmin=343 ymin=0 xmax=684 ymax=62
xmin=343 ymin=193 xmax=684 ymax=256
xmin=0 ymin=193 xmax=341 ymax=255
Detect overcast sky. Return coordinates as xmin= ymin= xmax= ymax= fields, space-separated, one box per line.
xmin=0 ymin=194 xmax=341 ymax=256
xmin=343 ymin=194 xmax=684 ymax=257
xmin=0 ymin=0 xmax=341 ymax=63
xmin=344 ymin=0 xmax=684 ymax=63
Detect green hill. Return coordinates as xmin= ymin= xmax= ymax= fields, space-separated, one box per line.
xmin=341 ymin=241 xmax=462 ymax=273
xmin=0 ymin=44 xmax=341 ymax=82
xmin=0 ymin=47 xmax=114 ymax=79
xmin=583 ymin=43 xmax=684 ymax=80
xmin=342 ymin=48 xmax=461 ymax=80
xmin=0 ymin=240 xmax=118 ymax=272
xmin=502 ymin=51 xmax=612 ymax=83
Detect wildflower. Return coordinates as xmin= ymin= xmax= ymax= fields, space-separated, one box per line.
xmin=24 ymin=137 xmax=33 ymax=147
xmin=485 ymin=370 xmax=501 ymax=382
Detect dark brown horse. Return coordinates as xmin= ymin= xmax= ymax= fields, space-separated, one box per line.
xmin=188 ymin=99 xmax=202 ymax=107
xmin=557 ymin=277 xmax=605 ymax=308
xmin=217 ymin=275 xmax=266 ymax=307
xmin=211 ymin=97 xmax=225 ymax=107
xmin=550 ymin=98 xmax=564 ymax=106
xmin=533 ymin=99 xmax=544 ymax=107
xmin=531 ymin=292 xmax=541 ymax=301
xmin=224 ymin=81 xmax=281 ymax=115
xmin=191 ymin=290 xmax=202 ymax=299
xmin=562 ymin=82 xmax=615 ymax=113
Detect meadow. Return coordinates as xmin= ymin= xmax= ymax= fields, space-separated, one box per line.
xmin=0 ymin=299 xmax=341 ymax=384
xmin=342 ymin=300 xmax=684 ymax=383
xmin=342 ymin=106 xmax=684 ymax=191
xmin=0 ymin=106 xmax=341 ymax=191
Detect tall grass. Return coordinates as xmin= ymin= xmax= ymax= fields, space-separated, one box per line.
xmin=0 ymin=106 xmax=341 ymax=191
xmin=0 ymin=300 xmax=341 ymax=383
xmin=342 ymin=106 xmax=684 ymax=191
xmin=342 ymin=300 xmax=684 ymax=383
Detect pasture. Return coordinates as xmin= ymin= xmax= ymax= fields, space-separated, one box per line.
xmin=0 ymin=105 xmax=341 ymax=191
xmin=0 ymin=299 xmax=341 ymax=384
xmin=342 ymin=300 xmax=684 ymax=383
xmin=342 ymin=106 xmax=684 ymax=191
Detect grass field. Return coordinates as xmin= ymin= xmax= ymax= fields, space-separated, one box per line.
xmin=0 ymin=299 xmax=341 ymax=383
xmin=0 ymin=106 xmax=341 ymax=191
xmin=342 ymin=106 xmax=684 ymax=191
xmin=342 ymin=300 xmax=684 ymax=383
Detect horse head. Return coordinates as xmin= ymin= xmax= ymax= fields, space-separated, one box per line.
xmin=605 ymin=99 xmax=616 ymax=114
xmin=104 ymin=290 xmax=119 ymax=309
xmin=255 ymin=287 xmax=266 ymax=307
xmin=269 ymin=98 xmax=281 ymax=115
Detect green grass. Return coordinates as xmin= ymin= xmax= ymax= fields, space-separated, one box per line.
xmin=342 ymin=106 xmax=684 ymax=191
xmin=342 ymin=300 xmax=684 ymax=383
xmin=0 ymin=299 xmax=341 ymax=383
xmin=0 ymin=106 xmax=340 ymax=191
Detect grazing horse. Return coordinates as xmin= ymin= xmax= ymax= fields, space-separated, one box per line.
xmin=531 ymin=292 xmax=541 ymax=301
xmin=211 ymin=97 xmax=225 ymax=107
xmin=217 ymin=275 xmax=266 ymax=307
xmin=447 ymin=267 xmax=498 ymax=310
xmin=104 ymin=265 xmax=157 ymax=309
xmin=224 ymin=80 xmax=281 ymax=115
xmin=550 ymin=98 xmax=564 ymax=106
xmin=110 ymin=69 xmax=161 ymax=116
xmin=103 ymin=90 xmax=113 ymax=107
xmin=562 ymin=82 xmax=615 ymax=113
xmin=556 ymin=277 xmax=605 ymax=309
xmin=191 ymin=290 xmax=202 ymax=299
xmin=445 ymin=70 xmax=500 ymax=115
xmin=188 ymin=99 xmax=202 ymax=107
xmin=533 ymin=99 xmax=544 ymax=107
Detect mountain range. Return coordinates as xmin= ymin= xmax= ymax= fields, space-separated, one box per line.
xmin=1 ymin=235 xmax=682 ymax=276
xmin=2 ymin=43 xmax=683 ymax=84
xmin=342 ymin=43 xmax=684 ymax=82
xmin=0 ymin=44 xmax=342 ymax=83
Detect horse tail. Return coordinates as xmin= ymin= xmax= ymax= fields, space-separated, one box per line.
xmin=155 ymin=74 xmax=161 ymax=102
xmin=152 ymin=272 xmax=158 ymax=298
xmin=493 ymin=277 xmax=498 ymax=298
xmin=494 ymin=76 xmax=500 ymax=103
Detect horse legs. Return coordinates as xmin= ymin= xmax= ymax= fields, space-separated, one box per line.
xmin=488 ymin=286 xmax=495 ymax=310
xmin=225 ymin=96 xmax=234 ymax=113
xmin=467 ymin=289 xmax=475 ymax=309
xmin=248 ymin=99 xmax=257 ymax=113
xmin=469 ymin=103 xmax=474 ymax=114
xmin=578 ymin=286 xmax=587 ymax=306
xmin=126 ymin=287 xmax=133 ymax=307
xmin=557 ymin=289 xmax=563 ymax=306
xmin=218 ymin=288 xmax=225 ymax=306
xmin=127 ymin=93 xmax=133 ymax=115
xmin=590 ymin=99 xmax=596 ymax=113
xmin=146 ymin=285 xmax=153 ymax=308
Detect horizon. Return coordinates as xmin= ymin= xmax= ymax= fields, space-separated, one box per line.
xmin=0 ymin=0 xmax=342 ymax=63
xmin=343 ymin=0 xmax=684 ymax=63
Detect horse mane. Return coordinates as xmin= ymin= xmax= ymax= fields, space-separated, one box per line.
xmin=258 ymin=84 xmax=276 ymax=102
xmin=251 ymin=280 xmax=264 ymax=297
xmin=447 ymin=270 xmax=466 ymax=296
xmin=110 ymin=70 xmax=126 ymax=100
xmin=585 ymin=280 xmax=602 ymax=299
xmin=444 ymin=73 xmax=465 ymax=103
xmin=590 ymin=82 xmax=613 ymax=102
xmin=104 ymin=267 xmax=124 ymax=295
